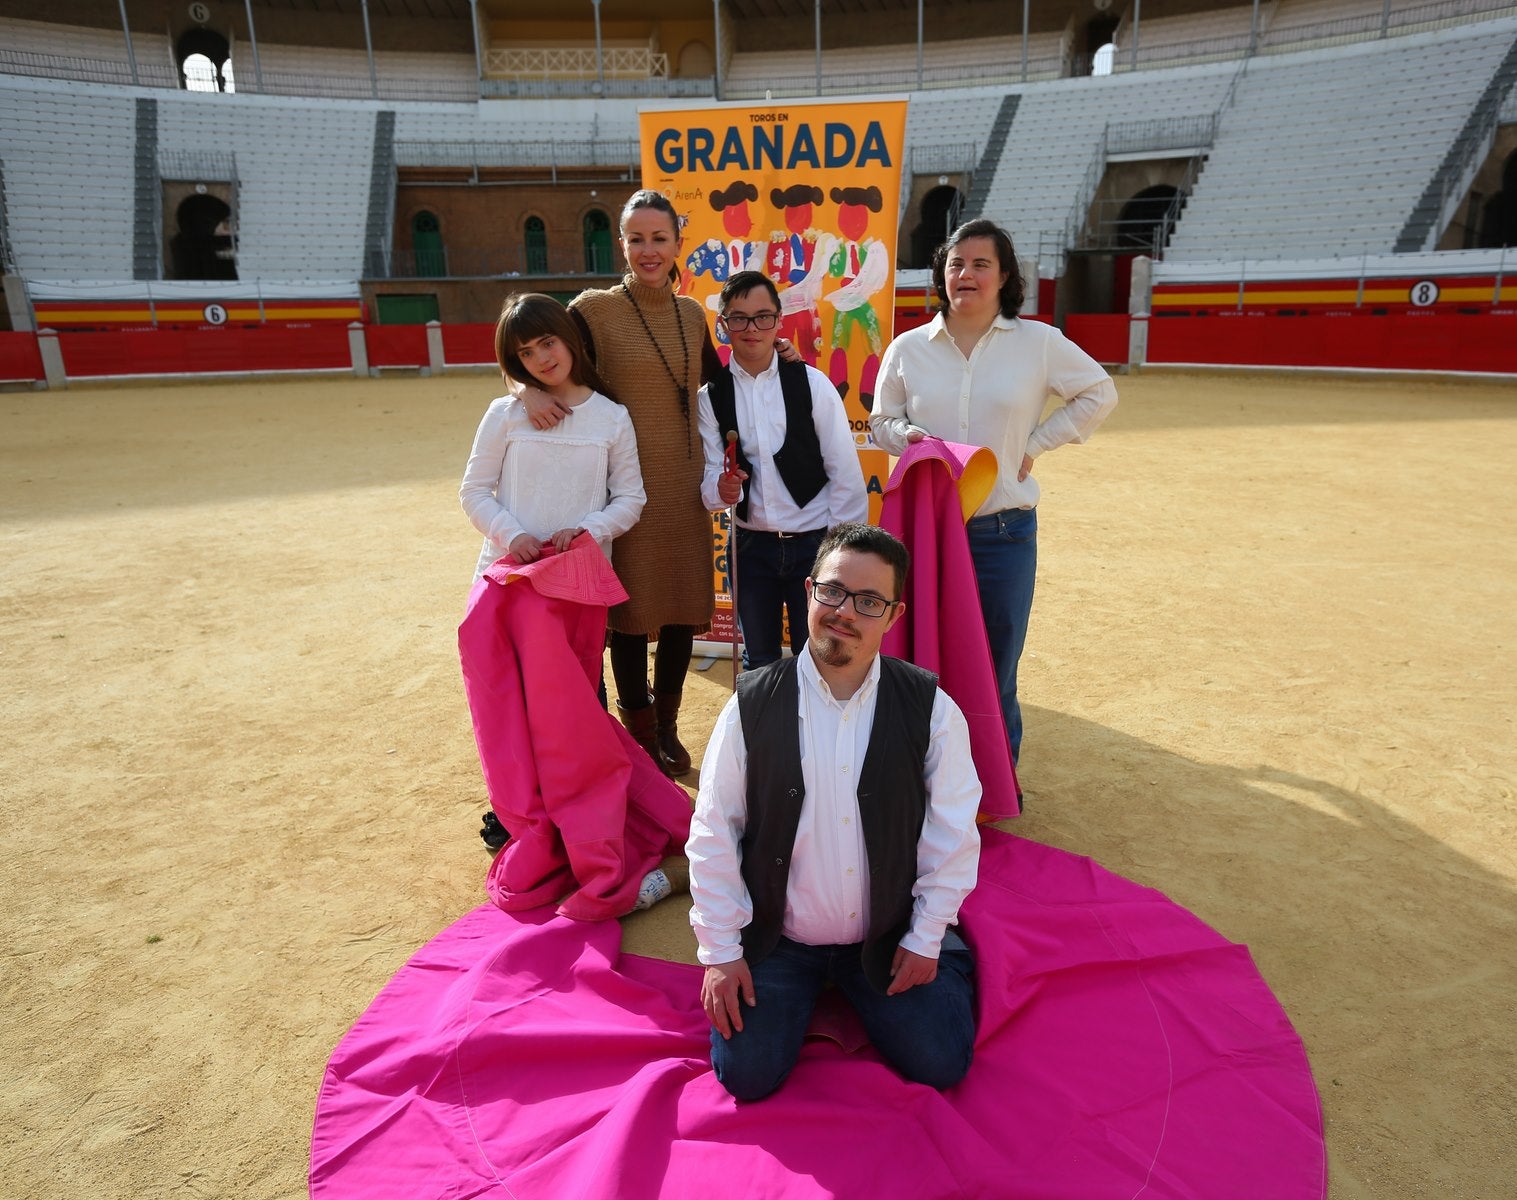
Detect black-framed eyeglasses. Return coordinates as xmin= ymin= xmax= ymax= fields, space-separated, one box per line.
xmin=720 ymin=311 xmax=780 ymax=331
xmin=808 ymin=579 xmax=899 ymax=619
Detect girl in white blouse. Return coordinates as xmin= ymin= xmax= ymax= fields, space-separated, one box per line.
xmin=460 ymin=293 xmax=646 ymax=582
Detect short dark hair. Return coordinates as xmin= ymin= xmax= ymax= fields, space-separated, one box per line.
xmin=811 ymin=523 xmax=910 ymax=601
xmin=931 ymin=218 xmax=1025 ymax=318
xmin=494 ymin=292 xmax=609 ymax=396
xmin=719 ymin=269 xmax=781 ymax=313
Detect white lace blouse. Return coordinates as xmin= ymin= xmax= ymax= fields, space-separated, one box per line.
xmin=459 ymin=391 xmax=646 ymax=580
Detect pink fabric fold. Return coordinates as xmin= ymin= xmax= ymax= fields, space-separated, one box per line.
xmin=459 ymin=534 xmax=691 ymax=921
xmin=310 ymin=829 xmax=1326 ymax=1199
xmin=879 ymin=437 xmax=1020 ymax=819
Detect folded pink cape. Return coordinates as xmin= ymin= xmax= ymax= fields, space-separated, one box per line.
xmin=879 ymin=437 xmax=1020 ymax=819
xmin=310 ymin=828 xmax=1325 ymax=1199
xmin=458 ymin=535 xmax=692 ymax=921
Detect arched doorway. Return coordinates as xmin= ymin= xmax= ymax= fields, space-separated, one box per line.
xmin=1081 ymin=16 xmax=1119 ymax=76
xmin=909 ymin=185 xmax=963 ymax=269
xmin=676 ymin=41 xmax=715 ymax=79
xmin=524 ymin=215 xmax=548 ymax=274
xmin=1477 ymin=149 xmax=1517 ymax=248
xmin=169 ymin=193 xmax=236 ymax=280
xmin=1116 ymin=185 xmax=1182 ymax=254
xmin=412 ymin=211 xmax=444 ymax=276
xmin=176 ymin=28 xmax=232 ymax=92
xmin=583 ymin=210 xmax=613 ymax=274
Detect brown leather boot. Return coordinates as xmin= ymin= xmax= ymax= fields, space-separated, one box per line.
xmin=654 ymin=691 xmax=691 ymax=775
xmin=617 ymin=697 xmax=674 ymax=777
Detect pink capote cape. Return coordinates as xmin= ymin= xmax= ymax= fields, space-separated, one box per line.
xmin=458 ymin=535 xmax=691 ymax=921
xmin=879 ymin=437 xmax=1020 ymax=819
xmin=310 ymin=827 xmax=1326 ymax=1199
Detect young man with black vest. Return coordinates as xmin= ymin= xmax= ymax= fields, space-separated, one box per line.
xmin=697 ymin=270 xmax=868 ymax=671
xmin=686 ymin=523 xmax=982 ymax=1101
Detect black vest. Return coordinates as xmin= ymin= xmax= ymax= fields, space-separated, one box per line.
xmin=705 ymin=359 xmax=828 ymax=523
xmin=736 ymin=655 xmax=938 ymax=994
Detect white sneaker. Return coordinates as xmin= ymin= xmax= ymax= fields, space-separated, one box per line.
xmin=633 ymin=869 xmax=672 ymax=911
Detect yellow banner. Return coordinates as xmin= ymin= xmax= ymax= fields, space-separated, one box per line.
xmin=638 ymin=99 xmax=906 ymax=646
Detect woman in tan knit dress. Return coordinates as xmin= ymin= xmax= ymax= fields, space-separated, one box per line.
xmin=522 ymin=190 xmax=721 ymax=777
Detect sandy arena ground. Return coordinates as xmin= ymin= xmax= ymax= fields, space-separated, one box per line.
xmin=2 ymin=367 xmax=1514 ymax=1199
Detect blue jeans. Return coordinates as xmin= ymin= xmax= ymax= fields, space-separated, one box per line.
xmin=733 ymin=527 xmax=825 ymax=670
xmin=966 ymin=506 xmax=1037 ymax=763
xmin=710 ymin=931 xmax=976 ymax=1102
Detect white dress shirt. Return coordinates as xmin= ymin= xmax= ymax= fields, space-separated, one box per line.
xmin=459 ymin=391 xmax=646 ymax=580
xmin=870 ymin=313 xmax=1117 ymax=516
xmin=687 ymin=648 xmax=982 ymax=966
xmin=696 ymin=352 xmax=868 ymax=532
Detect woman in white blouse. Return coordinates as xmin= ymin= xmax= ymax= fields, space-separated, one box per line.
xmin=869 ymin=220 xmax=1117 ymax=782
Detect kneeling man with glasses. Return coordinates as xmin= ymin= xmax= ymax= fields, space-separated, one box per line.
xmin=687 ymin=522 xmax=983 ymax=1100
xmin=698 ymin=270 xmax=868 ymax=670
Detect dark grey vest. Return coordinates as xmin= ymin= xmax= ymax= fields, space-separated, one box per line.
xmin=736 ymin=654 xmax=938 ymax=994
xmin=705 ymin=359 xmax=827 ymax=523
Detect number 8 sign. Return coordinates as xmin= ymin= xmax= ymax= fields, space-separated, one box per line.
xmin=1409 ymin=280 xmax=1440 ymax=307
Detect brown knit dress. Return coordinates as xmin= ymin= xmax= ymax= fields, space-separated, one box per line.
xmin=571 ymin=276 xmax=714 ymax=637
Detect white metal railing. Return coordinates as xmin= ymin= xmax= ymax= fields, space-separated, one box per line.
xmin=484 ymin=46 xmax=668 ymax=79
xmin=158 ymin=150 xmax=239 ymax=182
xmin=1106 ymin=114 xmax=1219 ymax=156
xmin=0 ymin=48 xmax=178 ymax=88
xmin=393 ymin=139 xmax=640 ymax=171
xmin=909 ymin=143 xmax=979 ymax=176
xmin=1061 ymin=127 xmax=1110 ymax=264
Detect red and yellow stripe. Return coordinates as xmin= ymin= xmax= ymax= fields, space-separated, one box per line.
xmin=1153 ymin=276 xmax=1505 ymax=311
xmin=33 ymin=299 xmax=364 ymax=328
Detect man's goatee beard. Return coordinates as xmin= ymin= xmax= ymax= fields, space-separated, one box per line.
xmin=809 ymin=634 xmax=851 ymax=667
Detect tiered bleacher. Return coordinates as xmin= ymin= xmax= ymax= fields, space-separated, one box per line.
xmin=0 ymin=76 xmax=141 ymax=279
xmin=963 ymin=61 xmax=1239 ymax=264
xmin=1164 ymin=18 xmax=1517 ymax=261
xmin=0 ymin=4 xmax=1513 ymax=287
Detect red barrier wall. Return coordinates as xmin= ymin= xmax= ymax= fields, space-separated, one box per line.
xmin=0 ymin=332 xmax=43 ymax=381
xmin=1065 ymin=314 xmax=1130 ymax=365
xmin=30 ymin=311 xmax=1513 ymax=383
xmin=364 ymin=324 xmax=429 ymax=369
xmin=1147 ymin=311 xmax=1517 ymax=374
xmin=56 ymin=325 xmax=351 ymax=377
xmin=443 ymin=323 xmax=497 ymax=366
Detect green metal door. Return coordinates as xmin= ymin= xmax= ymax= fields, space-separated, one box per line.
xmin=375 ymin=293 xmax=440 ymax=325
xmin=412 ymin=211 xmax=445 ymax=276
xmin=583 ymin=210 xmax=613 ymax=273
xmin=525 ymin=216 xmax=548 ymax=274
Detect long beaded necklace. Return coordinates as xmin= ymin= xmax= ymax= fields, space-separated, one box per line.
xmin=620 ymin=282 xmax=693 ymax=441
